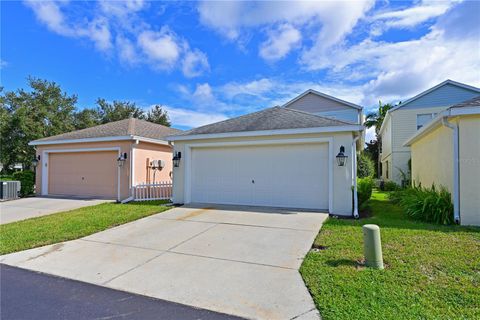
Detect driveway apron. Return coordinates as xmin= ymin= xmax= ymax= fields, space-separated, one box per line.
xmin=0 ymin=204 xmax=328 ymax=320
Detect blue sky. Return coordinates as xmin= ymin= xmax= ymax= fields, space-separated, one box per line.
xmin=1 ymin=0 xmax=479 ymax=137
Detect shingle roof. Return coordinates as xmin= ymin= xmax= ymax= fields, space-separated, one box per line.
xmin=32 ymin=118 xmax=182 ymax=143
xmin=174 ymin=106 xmax=354 ymax=136
xmin=450 ymin=95 xmax=480 ymax=109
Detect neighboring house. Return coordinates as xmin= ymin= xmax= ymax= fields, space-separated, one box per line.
xmin=283 ymin=89 xmax=363 ymax=124
xmin=167 ymin=106 xmax=364 ymax=217
xmin=379 ymin=80 xmax=480 ymax=185
xmin=29 ymin=118 xmax=181 ymax=202
xmin=404 ymin=96 xmax=480 ymax=226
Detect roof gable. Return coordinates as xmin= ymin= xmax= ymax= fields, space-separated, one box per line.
xmin=282 ymin=89 xmax=362 ymax=111
xmin=391 ymin=80 xmax=480 ymax=111
xmin=175 ymin=106 xmax=356 ymax=137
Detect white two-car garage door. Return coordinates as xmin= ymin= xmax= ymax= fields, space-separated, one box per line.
xmin=48 ymin=151 xmax=117 ymax=199
xmin=190 ymin=143 xmax=329 ymax=209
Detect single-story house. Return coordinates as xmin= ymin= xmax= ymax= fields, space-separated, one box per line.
xmin=29 ymin=118 xmax=181 ymax=202
xmin=167 ymin=106 xmax=364 ymax=217
xmin=404 ymin=96 xmax=480 ymax=226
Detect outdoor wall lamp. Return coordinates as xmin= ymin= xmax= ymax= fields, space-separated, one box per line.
xmin=32 ymin=155 xmax=41 ymax=168
xmin=117 ymin=152 xmax=128 ymax=167
xmin=173 ymin=151 xmax=182 ymax=167
xmin=336 ymin=146 xmax=348 ymax=167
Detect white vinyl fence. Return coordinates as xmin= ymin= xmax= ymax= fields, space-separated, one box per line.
xmin=133 ymin=181 xmax=172 ymax=201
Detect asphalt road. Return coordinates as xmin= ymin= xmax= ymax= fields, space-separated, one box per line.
xmin=0 ymin=264 xmax=244 ymax=320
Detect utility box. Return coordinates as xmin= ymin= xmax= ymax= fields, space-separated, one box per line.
xmin=0 ymin=181 xmax=21 ymax=200
xmin=363 ymin=224 xmax=384 ymax=269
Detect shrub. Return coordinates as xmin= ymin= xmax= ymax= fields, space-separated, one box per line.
xmin=357 ymin=177 xmax=374 ymax=207
xmin=382 ymin=180 xmax=400 ymax=191
xmin=12 ymin=171 xmax=35 ymax=197
xmin=357 ymin=152 xmax=375 ymax=178
xmin=391 ymin=185 xmax=454 ymax=225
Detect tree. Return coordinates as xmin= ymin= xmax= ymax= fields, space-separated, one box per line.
xmin=146 ymin=105 xmax=171 ymax=126
xmin=95 ymin=99 xmax=145 ymax=123
xmin=364 ymin=139 xmax=380 ymax=177
xmin=0 ymin=77 xmax=77 ymax=170
xmin=364 ymin=101 xmax=394 ymax=177
xmin=74 ymin=108 xmax=101 ymax=130
xmin=357 ymin=152 xmax=375 ymax=178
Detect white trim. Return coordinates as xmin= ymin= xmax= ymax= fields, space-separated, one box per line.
xmin=182 ymin=137 xmax=334 ymax=213
xmin=132 ymin=136 xmax=170 ymax=146
xmin=29 ymin=135 xmax=169 ymax=146
xmin=168 ymin=125 xmax=363 ymax=141
xmin=40 ymin=147 xmax=121 ymax=201
xmin=352 ymin=136 xmax=360 ymax=218
xmin=282 ymin=89 xmax=363 ymax=110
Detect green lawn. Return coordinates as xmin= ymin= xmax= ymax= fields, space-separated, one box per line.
xmin=300 ymin=191 xmax=480 ymax=320
xmin=0 ymin=200 xmax=170 ymax=255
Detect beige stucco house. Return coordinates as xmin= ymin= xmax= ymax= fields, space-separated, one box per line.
xmin=29 ymin=118 xmax=181 ymax=202
xmin=379 ymin=80 xmax=480 ymax=185
xmin=168 ymin=92 xmax=364 ymax=217
xmin=404 ymin=96 xmax=480 ymax=226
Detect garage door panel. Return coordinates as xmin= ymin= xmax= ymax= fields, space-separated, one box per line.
xmin=191 ymin=143 xmax=328 ymax=209
xmin=48 ymin=151 xmax=117 ymax=199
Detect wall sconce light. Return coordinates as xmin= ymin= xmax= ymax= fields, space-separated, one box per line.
xmin=336 ymin=146 xmax=348 ymax=167
xmin=117 ymin=152 xmax=128 ymax=167
xmin=32 ymin=155 xmax=41 ymax=168
xmin=173 ymin=151 xmax=182 ymax=167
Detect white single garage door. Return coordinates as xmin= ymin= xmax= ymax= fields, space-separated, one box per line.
xmin=48 ymin=151 xmax=117 ymax=199
xmin=190 ymin=143 xmax=329 ymax=209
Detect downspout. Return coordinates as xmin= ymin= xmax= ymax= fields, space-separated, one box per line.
xmin=352 ymin=135 xmax=360 ymax=219
xmin=441 ymin=116 xmax=460 ymax=224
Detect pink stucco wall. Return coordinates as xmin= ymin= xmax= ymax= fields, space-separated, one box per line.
xmin=133 ymin=141 xmax=173 ymax=185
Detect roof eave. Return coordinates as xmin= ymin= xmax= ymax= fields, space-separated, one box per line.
xmin=167 ymin=125 xmax=364 ymax=142
xmin=29 ymin=135 xmax=169 ymax=146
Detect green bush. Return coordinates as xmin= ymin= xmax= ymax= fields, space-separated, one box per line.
xmin=0 ymin=175 xmax=14 ymax=181
xmin=357 ymin=152 xmax=375 ymax=178
xmin=391 ymin=185 xmax=454 ymax=225
xmin=382 ymin=180 xmax=400 ymax=191
xmin=357 ymin=177 xmax=374 ymax=207
xmin=12 ymin=171 xmax=35 ymax=197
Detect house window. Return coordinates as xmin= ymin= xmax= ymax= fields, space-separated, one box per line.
xmin=417 ymin=113 xmax=436 ymax=130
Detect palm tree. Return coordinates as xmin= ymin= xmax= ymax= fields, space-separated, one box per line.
xmin=364 ymin=101 xmax=393 ymax=136
xmin=364 ymin=101 xmax=394 ymax=177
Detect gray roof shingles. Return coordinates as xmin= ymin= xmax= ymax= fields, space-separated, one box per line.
xmin=173 ymin=106 xmax=355 ymax=137
xmin=450 ymin=95 xmax=480 ymax=109
xmin=32 ymin=118 xmax=182 ymax=143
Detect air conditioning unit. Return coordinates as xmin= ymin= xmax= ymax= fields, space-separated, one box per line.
xmin=0 ymin=181 xmax=21 ymax=200
xmin=150 ymin=160 xmax=165 ymax=169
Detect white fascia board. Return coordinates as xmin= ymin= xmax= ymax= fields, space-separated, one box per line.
xmin=167 ymin=125 xmax=364 ymax=141
xmin=377 ymin=111 xmax=391 ymax=135
xmin=403 ymin=106 xmax=480 ymax=146
xmin=29 ymin=135 xmax=169 ymax=146
xmin=132 ymin=136 xmax=170 ymax=145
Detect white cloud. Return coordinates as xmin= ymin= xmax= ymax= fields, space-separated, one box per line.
xmin=365 ymin=126 xmax=376 ymax=143
xmin=259 ymin=24 xmax=301 ymax=61
xmin=116 ymin=36 xmax=137 ymax=65
xmin=221 ymin=78 xmax=275 ymax=99
xmin=163 ymin=106 xmax=228 ymax=128
xmin=0 ymin=60 xmax=7 ymax=69
xmin=199 ymin=0 xmax=374 ymax=62
xmin=138 ymin=30 xmax=180 ymax=68
xmin=24 ymin=0 xmax=208 ymax=76
xmin=24 ymin=0 xmax=69 ymax=35
xmin=182 ymin=49 xmax=210 ymax=78
xmin=373 ymin=1 xmax=458 ymax=29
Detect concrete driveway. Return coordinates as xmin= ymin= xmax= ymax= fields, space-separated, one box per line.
xmin=0 ymin=197 xmax=111 ymax=224
xmin=0 ymin=204 xmax=328 ymax=319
